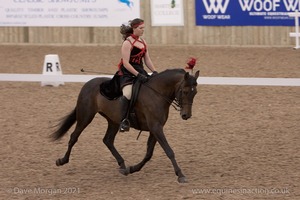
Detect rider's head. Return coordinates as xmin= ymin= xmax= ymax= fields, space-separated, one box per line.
xmin=120 ymin=18 xmax=144 ymax=40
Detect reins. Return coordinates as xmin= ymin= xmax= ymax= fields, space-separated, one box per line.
xmin=143 ymin=79 xmax=184 ymax=111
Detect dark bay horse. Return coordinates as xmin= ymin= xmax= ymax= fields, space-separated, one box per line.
xmin=51 ymin=68 xmax=199 ymax=183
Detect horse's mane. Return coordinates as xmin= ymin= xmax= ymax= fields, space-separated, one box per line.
xmin=158 ymin=68 xmax=186 ymax=75
xmin=150 ymin=68 xmax=186 ymax=81
xmin=149 ymin=68 xmax=199 ymax=87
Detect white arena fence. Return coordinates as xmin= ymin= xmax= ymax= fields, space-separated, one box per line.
xmin=0 ymin=73 xmax=300 ymax=87
xmin=289 ymin=10 xmax=300 ymax=49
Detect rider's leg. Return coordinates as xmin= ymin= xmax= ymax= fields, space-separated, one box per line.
xmin=119 ymin=84 xmax=132 ymax=132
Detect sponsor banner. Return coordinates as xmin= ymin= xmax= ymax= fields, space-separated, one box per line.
xmin=0 ymin=0 xmax=140 ymax=27
xmin=195 ymin=0 xmax=298 ymax=26
xmin=151 ymin=0 xmax=184 ymax=26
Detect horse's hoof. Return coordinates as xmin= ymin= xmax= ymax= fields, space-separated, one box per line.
xmin=56 ymin=159 xmax=65 ymax=166
xmin=119 ymin=167 xmax=130 ymax=176
xmin=178 ymin=176 xmax=188 ymax=183
xmin=56 ymin=159 xmax=61 ymax=166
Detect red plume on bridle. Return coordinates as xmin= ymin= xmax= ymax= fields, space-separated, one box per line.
xmin=185 ymin=57 xmax=197 ymax=70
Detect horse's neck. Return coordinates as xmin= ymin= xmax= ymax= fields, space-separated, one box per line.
xmin=149 ymin=72 xmax=183 ymax=99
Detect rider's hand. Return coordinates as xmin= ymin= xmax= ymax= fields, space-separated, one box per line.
xmin=137 ymin=73 xmax=148 ymax=83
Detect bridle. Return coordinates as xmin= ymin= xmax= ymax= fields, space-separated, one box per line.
xmin=173 ymin=80 xmax=186 ymax=111
xmin=174 ymin=81 xmax=196 ymax=109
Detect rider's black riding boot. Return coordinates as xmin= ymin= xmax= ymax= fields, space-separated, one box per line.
xmin=119 ymin=96 xmax=130 ymax=132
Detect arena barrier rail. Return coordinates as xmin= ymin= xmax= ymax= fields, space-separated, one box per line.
xmin=0 ymin=73 xmax=300 ymax=86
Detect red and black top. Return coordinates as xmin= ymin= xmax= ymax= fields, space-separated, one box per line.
xmin=118 ymin=36 xmax=149 ymax=88
xmin=128 ymin=38 xmax=147 ymax=65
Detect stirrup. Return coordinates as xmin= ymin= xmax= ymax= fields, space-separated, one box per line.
xmin=119 ymin=119 xmax=130 ymax=132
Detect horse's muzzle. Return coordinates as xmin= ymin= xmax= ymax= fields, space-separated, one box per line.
xmin=181 ymin=113 xmax=191 ymax=120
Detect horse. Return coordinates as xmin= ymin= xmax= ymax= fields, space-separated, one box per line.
xmin=51 ymin=68 xmax=199 ymax=183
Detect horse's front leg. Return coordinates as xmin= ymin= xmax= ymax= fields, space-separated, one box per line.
xmin=125 ymin=133 xmax=157 ymax=175
xmin=102 ymin=121 xmax=126 ymax=171
xmin=153 ymin=126 xmax=187 ymax=183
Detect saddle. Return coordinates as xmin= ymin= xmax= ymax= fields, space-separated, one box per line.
xmin=99 ymin=73 xmax=142 ymax=129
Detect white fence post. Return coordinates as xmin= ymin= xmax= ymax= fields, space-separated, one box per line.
xmin=289 ymin=10 xmax=300 ymax=49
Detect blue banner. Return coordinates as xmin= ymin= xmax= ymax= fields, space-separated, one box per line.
xmin=195 ymin=0 xmax=298 ymax=26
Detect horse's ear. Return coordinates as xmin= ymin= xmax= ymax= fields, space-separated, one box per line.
xmin=194 ymin=70 xmax=200 ymax=79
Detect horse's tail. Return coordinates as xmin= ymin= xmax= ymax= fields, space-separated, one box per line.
xmin=51 ymin=108 xmax=77 ymax=141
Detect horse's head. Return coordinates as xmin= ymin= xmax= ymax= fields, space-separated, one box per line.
xmin=175 ymin=70 xmax=199 ymax=120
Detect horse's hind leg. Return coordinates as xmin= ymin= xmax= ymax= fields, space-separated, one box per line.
xmin=103 ymin=121 xmax=127 ymax=171
xmin=56 ymin=109 xmax=96 ymax=166
xmin=124 ymin=133 xmax=157 ymax=175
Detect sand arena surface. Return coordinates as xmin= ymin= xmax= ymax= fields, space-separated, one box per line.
xmin=0 ymin=45 xmax=299 ymax=199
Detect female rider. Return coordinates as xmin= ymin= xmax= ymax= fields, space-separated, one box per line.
xmin=118 ymin=18 xmax=157 ymax=132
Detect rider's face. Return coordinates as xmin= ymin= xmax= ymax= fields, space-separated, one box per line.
xmin=133 ymin=24 xmax=145 ymax=37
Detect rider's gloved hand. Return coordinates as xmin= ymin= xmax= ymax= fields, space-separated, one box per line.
xmin=137 ymin=73 xmax=148 ymax=83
